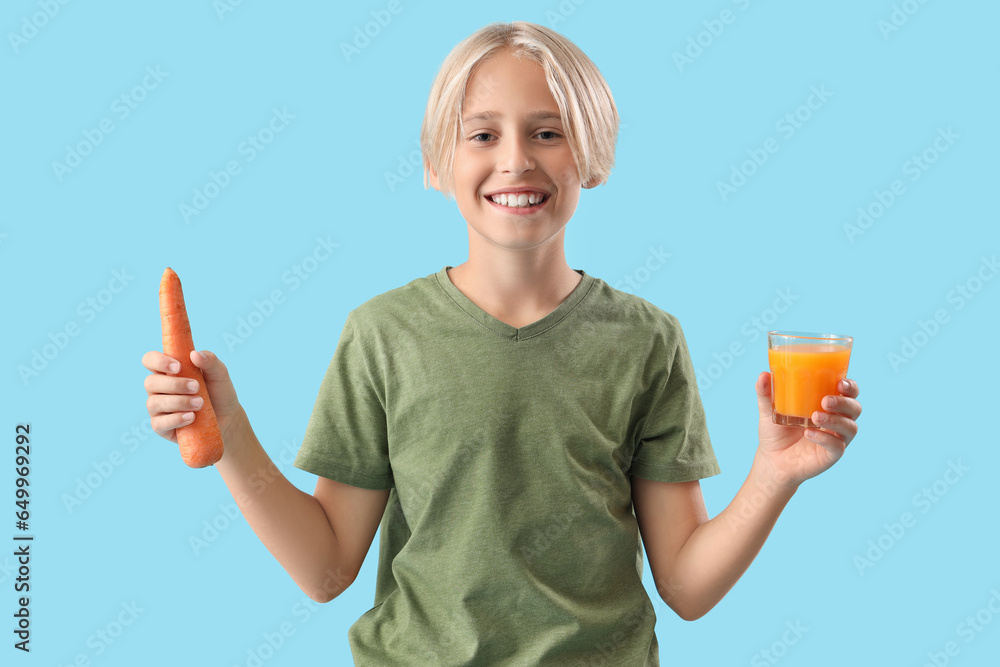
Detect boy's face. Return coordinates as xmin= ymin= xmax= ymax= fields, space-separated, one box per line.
xmin=436 ymin=50 xmax=595 ymax=254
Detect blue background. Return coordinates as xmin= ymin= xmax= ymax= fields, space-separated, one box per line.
xmin=4 ymin=1 xmax=998 ymax=665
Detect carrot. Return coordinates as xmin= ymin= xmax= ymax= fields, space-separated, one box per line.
xmin=159 ymin=267 xmax=224 ymax=468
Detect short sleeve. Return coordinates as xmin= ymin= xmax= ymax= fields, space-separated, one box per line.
xmin=293 ymin=311 xmax=394 ymax=490
xmin=630 ymin=316 xmax=721 ymax=483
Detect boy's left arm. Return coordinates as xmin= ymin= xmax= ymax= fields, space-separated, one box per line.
xmin=631 ymin=371 xmax=862 ymax=621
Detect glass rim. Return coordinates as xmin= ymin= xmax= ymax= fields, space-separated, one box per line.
xmin=767 ymin=330 xmax=853 ymax=342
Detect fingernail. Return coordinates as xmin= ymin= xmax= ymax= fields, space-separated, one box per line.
xmin=823 ymin=396 xmax=835 ymax=409
xmin=168 ymin=361 xmax=180 ymax=373
xmin=191 ymin=397 xmax=203 ymax=408
xmin=197 ymin=350 xmax=208 ymax=361
xmin=187 ymin=380 xmax=198 ymax=392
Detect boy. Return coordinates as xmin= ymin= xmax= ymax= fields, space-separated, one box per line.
xmin=142 ymin=21 xmax=861 ymax=665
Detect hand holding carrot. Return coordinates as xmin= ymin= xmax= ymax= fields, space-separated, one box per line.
xmin=142 ymin=347 xmax=242 ymax=447
xmin=144 ymin=268 xmax=237 ymax=467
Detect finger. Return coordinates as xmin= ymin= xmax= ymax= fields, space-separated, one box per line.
xmin=150 ymin=412 xmax=194 ymax=440
xmin=821 ymin=394 xmax=862 ymax=420
xmin=804 ymin=427 xmax=848 ymax=459
xmin=811 ymin=410 xmax=858 ymax=446
xmin=838 ymin=378 xmax=860 ymax=399
xmin=188 ymin=350 xmax=239 ymax=410
xmin=756 ymin=371 xmax=771 ymax=394
xmin=189 ymin=349 xmax=230 ymax=384
xmin=755 ymin=371 xmax=772 ymax=415
xmin=144 ymin=374 xmax=200 ymax=397
xmin=146 ymin=392 xmax=204 ymax=417
xmin=142 ymin=350 xmax=181 ymax=375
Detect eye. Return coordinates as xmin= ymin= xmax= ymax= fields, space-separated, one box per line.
xmin=536 ymin=131 xmax=561 ymax=141
xmin=470 ymin=132 xmax=494 ymax=143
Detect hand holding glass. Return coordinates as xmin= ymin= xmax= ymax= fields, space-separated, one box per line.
xmin=767 ymin=331 xmax=853 ymax=428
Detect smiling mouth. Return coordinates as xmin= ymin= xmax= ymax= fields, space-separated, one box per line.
xmin=485 ymin=192 xmax=549 ymax=211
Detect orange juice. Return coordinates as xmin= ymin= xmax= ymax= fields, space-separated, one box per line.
xmin=768 ymin=344 xmax=851 ymax=423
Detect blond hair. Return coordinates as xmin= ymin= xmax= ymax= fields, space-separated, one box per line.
xmin=421 ymin=21 xmax=619 ymax=199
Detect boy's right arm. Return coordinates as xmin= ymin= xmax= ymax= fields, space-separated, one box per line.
xmin=142 ymin=349 xmax=389 ymax=603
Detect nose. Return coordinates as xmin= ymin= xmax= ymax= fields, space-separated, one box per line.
xmin=497 ymin=134 xmax=534 ymax=175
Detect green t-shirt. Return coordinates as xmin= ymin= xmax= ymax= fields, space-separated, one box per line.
xmin=294 ymin=266 xmax=720 ymax=666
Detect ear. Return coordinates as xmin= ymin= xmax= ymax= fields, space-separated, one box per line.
xmin=426 ymin=160 xmax=442 ymax=192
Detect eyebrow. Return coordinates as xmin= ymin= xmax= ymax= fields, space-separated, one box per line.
xmin=461 ymin=109 xmax=562 ymax=124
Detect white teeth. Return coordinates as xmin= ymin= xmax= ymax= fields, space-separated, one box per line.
xmin=489 ymin=193 xmax=545 ymax=208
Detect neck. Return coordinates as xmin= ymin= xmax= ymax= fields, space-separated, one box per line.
xmin=447 ymin=255 xmax=582 ymax=325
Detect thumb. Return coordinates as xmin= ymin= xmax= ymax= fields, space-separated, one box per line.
xmin=189 ymin=349 xmax=239 ymax=412
xmin=755 ymin=371 xmax=773 ymax=419
xmin=190 ymin=348 xmax=219 ymax=374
